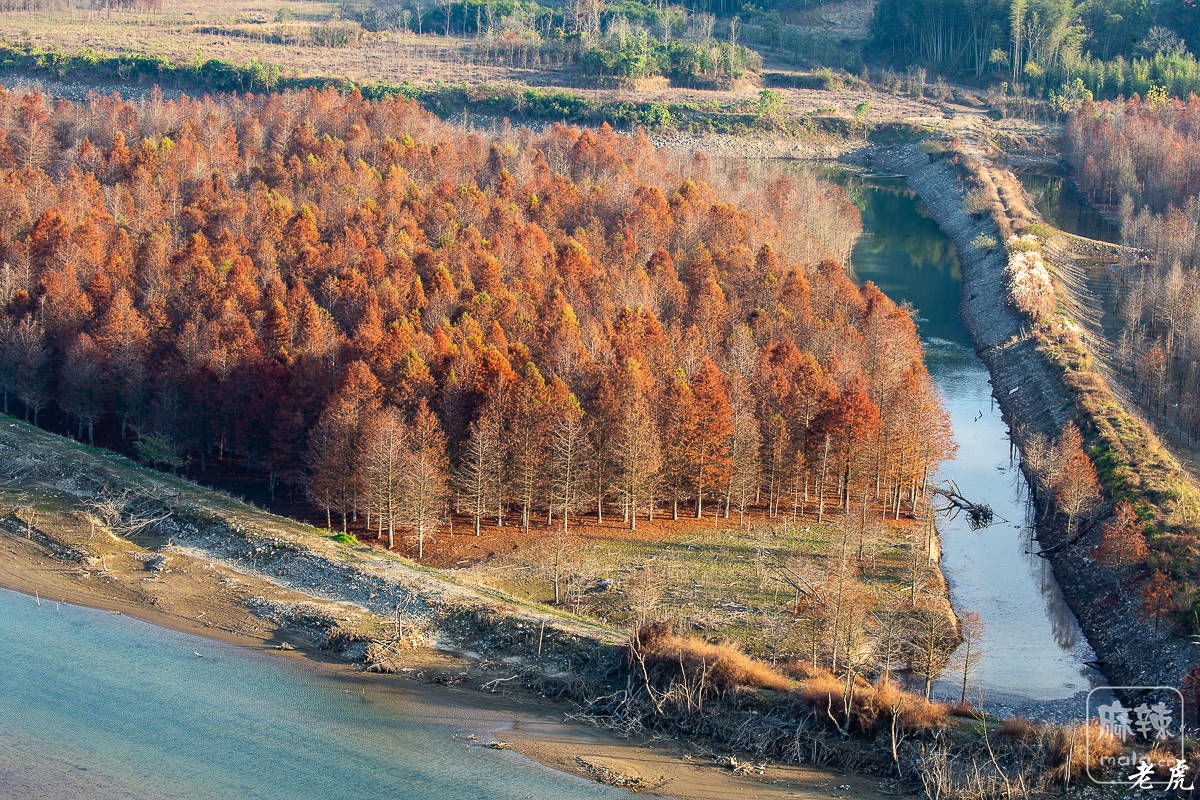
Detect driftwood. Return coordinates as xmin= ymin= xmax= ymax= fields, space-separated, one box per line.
xmin=929 ymin=481 xmax=994 ymax=530
xmin=86 ymin=487 xmax=174 ymax=539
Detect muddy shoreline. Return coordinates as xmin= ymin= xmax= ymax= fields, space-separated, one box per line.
xmin=0 ymin=523 xmax=884 ymax=800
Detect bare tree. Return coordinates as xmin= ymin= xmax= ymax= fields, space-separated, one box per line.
xmin=625 ymin=565 xmax=662 ymax=625
xmin=541 ymin=526 xmax=577 ymax=605
xmin=359 ymin=406 xmax=406 ymax=549
xmin=455 ymin=399 xmax=503 ymax=536
xmin=397 ymin=401 xmax=449 ymax=560
xmin=909 ymin=599 xmax=955 ymax=700
xmin=569 ymin=0 xmax=603 ymax=37
xmin=954 ymin=610 xmax=985 ymax=706
xmin=613 ymin=390 xmax=660 ymax=530
xmin=306 ymin=398 xmax=360 ymax=531
xmin=548 ymin=386 xmax=589 ymax=532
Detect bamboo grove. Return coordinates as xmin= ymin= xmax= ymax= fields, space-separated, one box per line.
xmin=0 ymin=87 xmax=954 ymax=553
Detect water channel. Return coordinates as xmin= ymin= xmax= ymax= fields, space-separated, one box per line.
xmin=831 ymin=171 xmax=1105 ymax=711
xmin=1017 ymin=168 xmax=1121 ymax=245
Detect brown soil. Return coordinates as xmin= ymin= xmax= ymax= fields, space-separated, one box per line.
xmin=358 ymin=502 xmax=919 ymax=569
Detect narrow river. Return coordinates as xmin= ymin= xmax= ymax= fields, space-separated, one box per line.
xmin=837 ymin=173 xmax=1105 ymax=714
xmin=0 ymin=587 xmax=625 ymax=800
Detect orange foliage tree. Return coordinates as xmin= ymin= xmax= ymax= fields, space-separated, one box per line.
xmin=0 ymin=87 xmax=953 ymax=549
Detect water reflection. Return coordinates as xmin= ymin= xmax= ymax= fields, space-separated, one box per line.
xmin=799 ymin=166 xmax=1103 ymax=701
xmin=1017 ymin=169 xmax=1121 ymax=244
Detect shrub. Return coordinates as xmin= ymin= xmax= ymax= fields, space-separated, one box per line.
xmin=1007 ymin=233 xmax=1042 ymax=253
xmin=310 ymin=20 xmax=365 ymax=48
xmin=1004 ymin=244 xmax=1055 ymax=321
xmin=1026 ymin=221 xmax=1054 ymax=239
xmin=998 ymin=716 xmax=1039 ymax=742
xmin=972 ymin=233 xmax=998 ymax=250
xmin=964 ymin=187 xmax=993 ymax=213
xmin=332 ymin=531 xmax=358 ymax=545
xmin=639 ymin=102 xmax=672 ymax=128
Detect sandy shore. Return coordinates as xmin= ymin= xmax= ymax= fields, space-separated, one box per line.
xmin=0 ymin=522 xmax=893 ymax=800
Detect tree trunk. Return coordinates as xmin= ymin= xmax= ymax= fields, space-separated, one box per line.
xmin=960 ymin=640 xmax=971 ymax=706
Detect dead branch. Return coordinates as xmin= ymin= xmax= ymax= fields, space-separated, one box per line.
xmin=929 ymin=481 xmax=995 ymax=530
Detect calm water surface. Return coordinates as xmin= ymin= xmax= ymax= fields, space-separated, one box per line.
xmin=1018 ymin=169 xmax=1121 ymax=244
xmin=0 ymin=587 xmax=625 ymax=800
xmin=840 ymin=174 xmax=1103 ymax=702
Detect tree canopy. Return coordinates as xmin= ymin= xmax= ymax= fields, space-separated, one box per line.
xmin=0 ymin=86 xmax=952 ymax=550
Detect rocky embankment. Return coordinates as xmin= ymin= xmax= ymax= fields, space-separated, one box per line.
xmin=866 ymin=140 xmax=1193 ymax=691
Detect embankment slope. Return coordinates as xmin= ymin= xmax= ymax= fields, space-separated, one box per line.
xmin=870 ymin=140 xmax=1194 ymax=690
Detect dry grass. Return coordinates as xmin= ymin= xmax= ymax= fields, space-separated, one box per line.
xmin=794 ymin=666 xmax=846 ymax=701
xmin=794 ymin=667 xmax=948 ymax=734
xmin=630 ymin=623 xmax=948 ymax=736
xmin=858 ymin=675 xmax=949 ymax=732
xmin=1144 ymin=744 xmax=1182 ymax=778
xmin=999 ymin=716 xmax=1123 ymax=780
xmin=997 ymin=715 xmax=1039 ymax=742
xmin=1043 ymin=721 xmax=1122 ymax=782
xmin=632 ymin=622 xmax=793 ymax=693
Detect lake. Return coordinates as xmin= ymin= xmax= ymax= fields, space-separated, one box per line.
xmin=0 ymin=586 xmax=626 ymax=800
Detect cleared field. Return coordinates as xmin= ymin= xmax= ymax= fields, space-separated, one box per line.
xmin=0 ymin=0 xmax=948 ymax=124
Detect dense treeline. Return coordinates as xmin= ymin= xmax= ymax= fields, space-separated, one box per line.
xmin=870 ymin=0 xmax=1200 ymax=98
xmin=341 ymin=0 xmax=825 ymax=32
xmin=1064 ymin=95 xmax=1200 ymax=438
xmin=0 ymin=88 xmax=951 ymax=553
